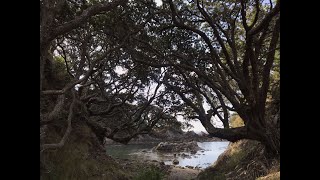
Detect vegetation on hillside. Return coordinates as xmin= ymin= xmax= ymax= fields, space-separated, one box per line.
xmin=41 ymin=121 xmax=128 ymax=180
xmin=197 ymin=139 xmax=280 ymax=180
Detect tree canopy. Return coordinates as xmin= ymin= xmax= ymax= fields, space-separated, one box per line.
xmin=40 ymin=0 xmax=280 ymax=155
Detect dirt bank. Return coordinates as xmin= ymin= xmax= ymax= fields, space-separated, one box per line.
xmin=167 ymin=167 xmax=201 ymax=180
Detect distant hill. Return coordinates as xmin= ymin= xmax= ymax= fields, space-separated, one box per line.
xmin=104 ymin=127 xmax=225 ymax=145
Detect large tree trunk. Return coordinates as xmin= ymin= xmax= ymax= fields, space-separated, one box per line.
xmin=204 ymin=108 xmax=279 ymax=157
xmin=242 ymin=107 xmax=279 ymax=156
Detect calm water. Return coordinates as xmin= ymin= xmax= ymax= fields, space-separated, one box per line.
xmin=106 ymin=141 xmax=229 ymax=169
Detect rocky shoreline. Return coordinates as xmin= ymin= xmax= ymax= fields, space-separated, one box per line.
xmin=114 ymin=156 xmax=202 ymax=180
xmin=103 ymin=128 xmax=229 ymax=179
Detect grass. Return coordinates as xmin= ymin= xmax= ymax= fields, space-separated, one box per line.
xmin=256 ymin=171 xmax=280 ymax=180
xmin=197 ymin=140 xmax=263 ymax=180
xmin=197 ymin=148 xmax=247 ymax=180
xmin=133 ymin=165 xmax=165 ymax=180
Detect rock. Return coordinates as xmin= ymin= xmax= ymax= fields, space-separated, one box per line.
xmin=181 ymin=153 xmax=191 ymax=159
xmin=159 ymin=161 xmax=165 ymax=166
xmin=103 ymin=138 xmax=114 ymax=145
xmin=142 ymin=150 xmax=148 ymax=152
xmin=173 ymin=159 xmax=179 ymax=165
xmin=154 ymin=142 xmax=176 ymax=151
xmin=186 ymin=165 xmax=194 ymax=169
xmin=154 ymin=141 xmax=202 ymax=153
xmin=152 ymin=160 xmax=158 ymax=162
xmin=201 ymin=150 xmax=205 ymax=153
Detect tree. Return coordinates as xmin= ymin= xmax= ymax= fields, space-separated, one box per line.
xmin=126 ymin=0 xmax=280 ymax=155
xmin=40 ymin=0 xmax=176 ymax=154
xmin=40 ymin=0 xmax=280 ymax=157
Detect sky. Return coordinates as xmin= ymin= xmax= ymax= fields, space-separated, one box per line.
xmin=177 ymin=115 xmax=208 ymax=134
xmin=155 ymin=0 xmax=162 ymax=6
xmin=190 ymin=121 xmax=208 ymax=133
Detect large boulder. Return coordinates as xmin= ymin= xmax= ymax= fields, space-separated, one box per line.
xmin=173 ymin=159 xmax=179 ymax=165
xmin=154 ymin=141 xmax=202 ymax=153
